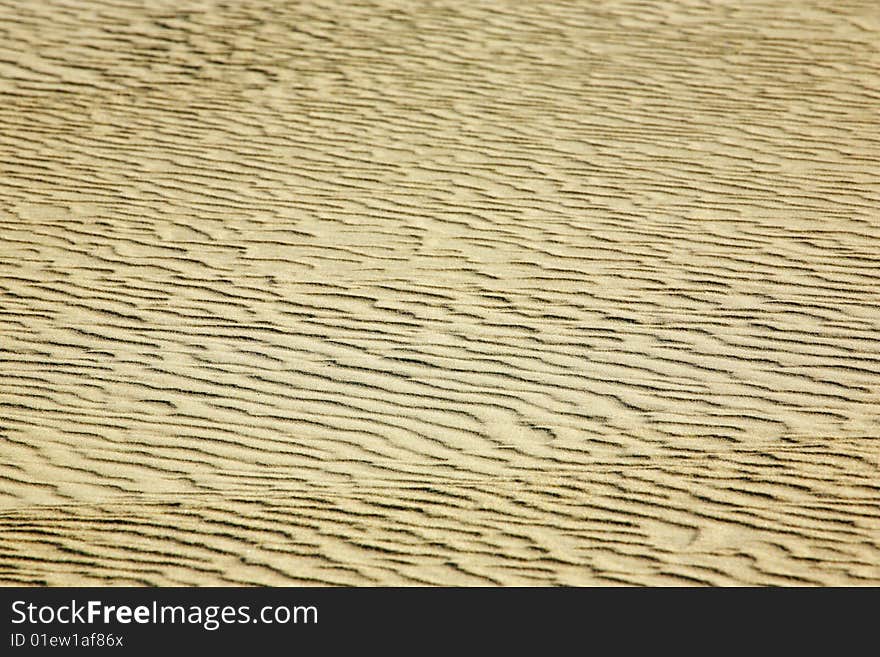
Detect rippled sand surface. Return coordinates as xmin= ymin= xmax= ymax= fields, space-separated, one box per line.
xmin=1 ymin=0 xmax=878 ymax=585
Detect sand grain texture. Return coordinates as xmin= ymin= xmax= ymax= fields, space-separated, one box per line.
xmin=1 ymin=0 xmax=879 ymax=585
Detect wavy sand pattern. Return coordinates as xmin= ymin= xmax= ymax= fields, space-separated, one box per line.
xmin=1 ymin=0 xmax=878 ymax=585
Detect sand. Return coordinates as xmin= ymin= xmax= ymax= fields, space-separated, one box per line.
xmin=0 ymin=0 xmax=878 ymax=585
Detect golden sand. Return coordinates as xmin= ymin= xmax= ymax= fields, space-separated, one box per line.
xmin=0 ymin=0 xmax=878 ymax=585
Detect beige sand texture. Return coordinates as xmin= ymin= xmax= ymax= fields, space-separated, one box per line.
xmin=1 ymin=0 xmax=879 ymax=586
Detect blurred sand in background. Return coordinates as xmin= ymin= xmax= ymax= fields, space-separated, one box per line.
xmin=0 ymin=0 xmax=878 ymax=585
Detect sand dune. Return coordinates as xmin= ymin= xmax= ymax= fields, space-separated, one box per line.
xmin=1 ymin=0 xmax=878 ymax=585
